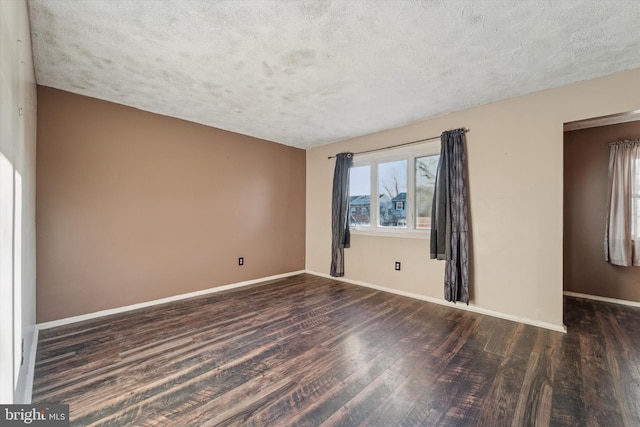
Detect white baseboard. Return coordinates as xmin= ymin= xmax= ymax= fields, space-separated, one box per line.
xmin=37 ymin=270 xmax=306 ymax=330
xmin=307 ymin=270 xmax=567 ymax=333
xmin=563 ymin=291 xmax=640 ymax=308
xmin=24 ymin=327 xmax=38 ymax=403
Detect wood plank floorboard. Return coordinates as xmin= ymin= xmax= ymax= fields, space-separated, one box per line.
xmin=32 ymin=274 xmax=640 ymax=426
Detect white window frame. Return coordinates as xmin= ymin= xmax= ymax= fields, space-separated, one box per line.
xmin=350 ymin=141 xmax=440 ymax=239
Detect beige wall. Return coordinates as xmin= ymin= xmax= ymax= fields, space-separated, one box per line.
xmin=0 ymin=0 xmax=37 ymax=403
xmin=564 ymin=121 xmax=640 ymax=302
xmin=36 ymin=87 xmax=305 ymax=322
xmin=307 ymin=68 xmax=640 ymax=329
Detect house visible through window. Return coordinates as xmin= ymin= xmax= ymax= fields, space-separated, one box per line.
xmin=349 ymin=165 xmax=371 ymax=227
xmin=348 ymin=141 xmax=440 ymax=236
xmin=379 ymin=160 xmax=407 ymax=228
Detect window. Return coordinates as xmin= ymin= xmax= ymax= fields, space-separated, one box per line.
xmin=378 ymin=160 xmax=407 ymax=228
xmin=348 ymin=141 xmax=440 ymax=237
xmin=349 ymin=165 xmax=371 ymax=227
xmin=415 ymin=155 xmax=439 ymax=229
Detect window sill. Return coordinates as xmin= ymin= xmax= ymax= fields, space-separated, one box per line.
xmin=350 ymin=228 xmax=430 ymax=240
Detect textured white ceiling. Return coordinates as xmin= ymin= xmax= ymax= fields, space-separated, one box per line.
xmin=28 ymin=0 xmax=640 ymax=149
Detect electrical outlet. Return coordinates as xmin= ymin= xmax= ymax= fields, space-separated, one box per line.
xmin=395 ymin=261 xmax=401 ymax=271
xmin=239 ymin=257 xmax=244 ymax=266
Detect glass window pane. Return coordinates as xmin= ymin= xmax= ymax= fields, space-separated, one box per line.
xmin=349 ymin=165 xmax=371 ymax=227
xmin=378 ymin=160 xmax=407 ymax=228
xmin=415 ymin=155 xmax=439 ymax=229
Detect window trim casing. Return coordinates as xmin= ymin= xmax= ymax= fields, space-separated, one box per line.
xmin=349 ymin=141 xmax=440 ymax=239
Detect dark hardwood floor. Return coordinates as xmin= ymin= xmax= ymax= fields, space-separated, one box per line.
xmin=32 ymin=274 xmax=640 ymax=426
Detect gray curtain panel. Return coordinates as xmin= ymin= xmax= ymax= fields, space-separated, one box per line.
xmin=430 ymin=129 xmax=469 ymax=304
xmin=330 ymin=152 xmax=353 ymax=277
xmin=605 ymin=140 xmax=640 ymax=266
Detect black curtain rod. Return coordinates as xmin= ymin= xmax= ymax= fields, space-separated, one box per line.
xmin=327 ymin=128 xmax=469 ymax=159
